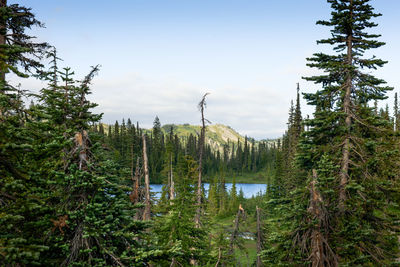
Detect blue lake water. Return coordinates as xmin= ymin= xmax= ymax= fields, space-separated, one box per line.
xmin=150 ymin=183 xmax=266 ymax=199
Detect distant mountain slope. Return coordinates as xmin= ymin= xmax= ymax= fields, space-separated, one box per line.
xmin=101 ymin=122 xmax=276 ymax=152
xmin=162 ymin=123 xmax=255 ymax=152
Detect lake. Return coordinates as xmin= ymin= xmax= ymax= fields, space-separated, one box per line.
xmin=150 ymin=183 xmax=266 ymax=199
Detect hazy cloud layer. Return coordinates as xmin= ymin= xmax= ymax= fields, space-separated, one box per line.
xmin=88 ymin=72 xmax=308 ymax=139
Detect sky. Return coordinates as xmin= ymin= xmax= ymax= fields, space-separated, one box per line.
xmin=9 ymin=0 xmax=400 ymax=139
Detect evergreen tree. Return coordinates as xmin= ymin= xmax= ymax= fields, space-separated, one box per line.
xmin=207 ymin=177 xmax=219 ymax=215
xmin=229 ymin=177 xmax=239 ymax=213
xmin=269 ymin=0 xmax=400 ymax=265
xmin=150 ymin=116 xmax=163 ymax=183
xmin=39 ymin=65 xmax=153 ymax=265
xmin=154 ymin=155 xmax=209 ymax=265
xmin=0 ymin=1 xmax=50 ymax=263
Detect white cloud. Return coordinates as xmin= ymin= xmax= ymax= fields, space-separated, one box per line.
xmin=87 ymin=71 xmax=299 ymax=139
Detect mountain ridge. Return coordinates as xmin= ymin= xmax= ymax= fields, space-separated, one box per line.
xmin=160 ymin=123 xmax=275 ymax=152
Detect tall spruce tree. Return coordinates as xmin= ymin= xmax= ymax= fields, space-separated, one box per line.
xmin=294 ymin=0 xmax=399 ymax=265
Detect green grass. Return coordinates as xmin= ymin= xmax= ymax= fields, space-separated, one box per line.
xmin=210 ymin=213 xmax=259 ymax=265
xmin=235 ymin=240 xmax=257 ymax=265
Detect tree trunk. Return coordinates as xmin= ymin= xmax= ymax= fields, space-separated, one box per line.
xmin=0 ymin=0 xmax=6 ymax=83
xmin=308 ymin=169 xmax=338 ymax=267
xmin=256 ymin=206 xmax=263 ymax=267
xmin=169 ymin=153 xmax=175 ymax=201
xmin=75 ymin=130 xmax=88 ymax=171
xmin=129 ymin=146 xmax=141 ymax=204
xmin=0 ymin=0 xmax=7 ymax=118
xmin=339 ymin=0 xmax=354 ymax=212
xmin=215 ymin=247 xmax=222 ymax=267
xmin=195 ymin=93 xmax=209 ymax=227
xmin=309 ymin=169 xmax=325 ymax=267
xmin=229 ymin=204 xmax=245 ymax=255
xmin=170 ymin=258 xmax=177 ymax=267
xmin=142 ymin=134 xmax=151 ymax=221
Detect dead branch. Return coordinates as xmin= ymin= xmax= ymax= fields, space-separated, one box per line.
xmin=51 ymin=215 xmax=69 ymax=235
xmin=307 ymin=169 xmax=338 ymax=267
xmin=229 ymin=203 xmax=246 ymax=255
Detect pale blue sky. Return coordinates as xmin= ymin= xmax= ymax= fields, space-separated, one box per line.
xmin=10 ymin=0 xmax=400 ymax=139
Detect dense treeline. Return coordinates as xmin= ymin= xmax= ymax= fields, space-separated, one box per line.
xmin=98 ymin=117 xmax=276 ymax=183
xmin=1 ymin=0 xmax=400 ymax=266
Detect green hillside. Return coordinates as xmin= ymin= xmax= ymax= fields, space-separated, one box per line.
xmin=162 ymin=123 xmax=249 ymax=152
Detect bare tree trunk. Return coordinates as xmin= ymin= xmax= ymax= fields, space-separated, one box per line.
xmin=142 ymin=134 xmax=151 ymax=221
xmin=169 ymin=153 xmax=175 ymax=201
xmin=195 ymin=93 xmax=209 ymax=227
xmin=170 ymin=258 xmax=177 ymax=267
xmin=0 ymin=0 xmax=6 ymax=83
xmin=309 ymin=169 xmax=324 ymax=267
xmin=74 ymin=130 xmax=89 ymax=171
xmin=215 ymin=247 xmax=222 ymax=267
xmin=308 ymin=169 xmax=338 ymax=267
xmin=0 ymin=0 xmax=7 ymax=118
xmin=229 ymin=204 xmax=245 ymax=255
xmin=339 ymin=0 xmax=354 ymax=212
xmin=256 ymin=206 xmax=263 ymax=267
xmin=129 ymin=144 xmax=141 ymax=205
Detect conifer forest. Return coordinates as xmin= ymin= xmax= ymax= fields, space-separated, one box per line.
xmin=1 ymin=0 xmax=400 ymax=266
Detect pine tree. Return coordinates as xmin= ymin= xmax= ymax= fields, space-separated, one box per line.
xmin=0 ymin=1 xmax=50 ymax=264
xmin=207 ymin=177 xmax=219 ymax=215
xmin=293 ymin=83 xmax=303 ymax=139
xmin=154 ymin=155 xmax=209 ymax=265
xmin=229 ymin=177 xmax=239 ymax=213
xmin=150 ymin=116 xmax=163 ymax=183
xmin=290 ymin=0 xmax=399 ymax=265
xmin=39 ymin=65 xmax=152 ymax=265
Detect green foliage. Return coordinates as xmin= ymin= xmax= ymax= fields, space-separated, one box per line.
xmin=264 ymin=0 xmax=400 ymax=265
xmin=0 ymin=2 xmax=50 ymax=264
xmin=154 ymin=155 xmax=210 ymax=265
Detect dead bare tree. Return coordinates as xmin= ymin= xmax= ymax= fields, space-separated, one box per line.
xmin=195 ymin=92 xmax=210 ymax=228
xmin=0 ymin=0 xmax=6 ymax=82
xmin=142 ymin=134 xmax=151 ymax=221
xmin=229 ymin=204 xmax=246 ymax=255
xmin=169 ymin=152 xmax=175 ymax=201
xmin=129 ymin=156 xmax=141 ymax=203
xmin=132 ymin=158 xmax=143 ymax=221
xmin=74 ymin=131 xmax=89 ymax=170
